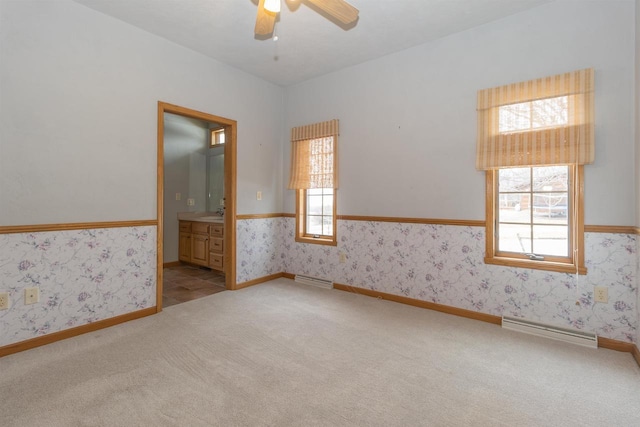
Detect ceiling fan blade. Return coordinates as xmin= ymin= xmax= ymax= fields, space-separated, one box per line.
xmin=255 ymin=0 xmax=276 ymax=36
xmin=306 ymin=0 xmax=359 ymax=25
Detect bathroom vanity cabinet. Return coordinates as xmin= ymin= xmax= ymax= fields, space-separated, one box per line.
xmin=178 ymin=219 xmax=224 ymax=272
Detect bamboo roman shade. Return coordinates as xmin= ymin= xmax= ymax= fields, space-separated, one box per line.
xmin=476 ymin=68 xmax=594 ymax=170
xmin=288 ymin=119 xmax=339 ymax=189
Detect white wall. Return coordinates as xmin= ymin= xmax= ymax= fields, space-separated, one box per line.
xmin=284 ymin=0 xmax=636 ymax=226
xmin=0 ymin=0 xmax=285 ymax=349
xmin=0 ymin=0 xmax=284 ymax=226
xmin=278 ymin=0 xmax=639 ymax=345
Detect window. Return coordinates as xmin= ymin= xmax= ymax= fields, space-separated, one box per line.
xmin=210 ymin=128 xmax=225 ymax=147
xmin=498 ymin=95 xmax=568 ymax=133
xmin=477 ymin=69 xmax=593 ymax=274
xmin=295 ymin=187 xmax=336 ymax=243
xmin=288 ymin=120 xmax=338 ymax=245
xmin=486 ymin=165 xmax=585 ymax=274
xmin=305 ymin=188 xmax=334 ymax=236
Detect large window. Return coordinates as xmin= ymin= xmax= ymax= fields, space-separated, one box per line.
xmin=486 ymin=165 xmax=585 ymax=273
xmin=477 ymin=69 xmax=593 ymax=274
xmin=288 ymin=120 xmax=338 ymax=245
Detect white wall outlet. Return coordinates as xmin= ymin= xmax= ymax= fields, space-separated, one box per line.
xmin=175 ymin=192 xmax=181 ymax=201
xmin=0 ymin=292 xmax=9 ymax=310
xmin=594 ymin=286 xmax=608 ymax=303
xmin=256 ymin=191 xmax=262 ymax=201
xmin=25 ymin=287 xmax=39 ymax=305
xmin=219 ymin=198 xmax=225 ymax=206
xmin=187 ymin=198 xmax=195 ymax=206
xmin=339 ymin=253 xmax=346 ymax=263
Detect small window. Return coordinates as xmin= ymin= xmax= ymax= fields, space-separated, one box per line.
xmin=498 ymin=95 xmax=569 ymax=132
xmin=210 ymin=129 xmax=225 ymax=147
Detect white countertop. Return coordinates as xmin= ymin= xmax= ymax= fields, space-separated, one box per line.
xmin=177 ymin=212 xmax=224 ymax=223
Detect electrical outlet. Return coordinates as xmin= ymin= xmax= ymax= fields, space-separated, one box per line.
xmin=339 ymin=253 xmax=346 ymax=263
xmin=256 ymin=191 xmax=262 ymax=201
xmin=0 ymin=292 xmax=9 ymax=310
xmin=594 ymin=286 xmax=608 ymax=303
xmin=187 ymin=198 xmax=195 ymax=206
xmin=25 ymin=287 xmax=39 ymax=305
xmin=175 ymin=193 xmax=181 ymax=201
xmin=219 ymin=198 xmax=225 ymax=206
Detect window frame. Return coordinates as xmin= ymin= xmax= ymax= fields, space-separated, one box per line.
xmin=295 ymin=188 xmax=337 ymax=246
xmin=210 ymin=128 xmax=225 ymax=147
xmin=485 ymin=164 xmax=586 ymax=275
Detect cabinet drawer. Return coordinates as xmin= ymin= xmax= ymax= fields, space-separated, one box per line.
xmin=209 ymin=253 xmax=224 ymax=269
xmin=192 ymin=222 xmax=209 ymax=234
xmin=179 ymin=221 xmax=192 ymax=233
xmin=209 ymin=224 xmax=224 ymax=237
xmin=210 ymin=237 xmax=223 ymax=253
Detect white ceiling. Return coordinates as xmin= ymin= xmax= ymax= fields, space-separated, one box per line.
xmin=73 ymin=0 xmax=552 ymax=86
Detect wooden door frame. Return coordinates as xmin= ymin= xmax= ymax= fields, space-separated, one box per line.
xmin=156 ymin=101 xmax=237 ymax=311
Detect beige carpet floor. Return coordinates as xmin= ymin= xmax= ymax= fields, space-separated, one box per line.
xmin=1 ymin=278 xmax=639 ymax=426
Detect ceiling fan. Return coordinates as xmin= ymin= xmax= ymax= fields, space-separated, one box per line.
xmin=255 ymin=0 xmax=359 ymax=37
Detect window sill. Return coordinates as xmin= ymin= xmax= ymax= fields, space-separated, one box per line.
xmin=295 ymin=235 xmax=337 ymax=246
xmin=484 ymin=256 xmax=587 ymax=275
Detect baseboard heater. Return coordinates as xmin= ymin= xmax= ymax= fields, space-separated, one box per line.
xmin=294 ymin=275 xmax=333 ymax=289
xmin=502 ymin=316 xmax=598 ymax=349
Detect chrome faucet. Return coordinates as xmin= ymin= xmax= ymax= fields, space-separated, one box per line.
xmin=216 ymin=207 xmax=225 ymax=216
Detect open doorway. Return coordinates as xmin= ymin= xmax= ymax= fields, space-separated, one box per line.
xmin=156 ymin=102 xmax=237 ymax=311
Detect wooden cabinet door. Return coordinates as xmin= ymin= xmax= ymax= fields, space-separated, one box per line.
xmin=179 ymin=232 xmax=191 ymax=262
xmin=191 ymin=234 xmax=209 ymax=266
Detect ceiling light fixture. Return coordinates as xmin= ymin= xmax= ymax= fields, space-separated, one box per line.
xmin=264 ymin=0 xmax=281 ymax=13
xmin=255 ymin=0 xmax=359 ymax=38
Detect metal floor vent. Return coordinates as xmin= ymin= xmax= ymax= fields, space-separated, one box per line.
xmin=502 ymin=316 xmax=598 ymax=349
xmin=294 ymin=275 xmax=333 ymax=289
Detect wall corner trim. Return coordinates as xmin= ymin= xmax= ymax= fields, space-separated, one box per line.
xmin=235 ymin=272 xmax=285 ymax=290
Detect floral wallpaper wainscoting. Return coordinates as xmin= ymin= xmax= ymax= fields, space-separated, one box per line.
xmin=281 ymin=218 xmax=638 ymax=343
xmin=0 ymin=226 xmax=157 ymax=347
xmin=236 ymin=218 xmax=284 ymax=284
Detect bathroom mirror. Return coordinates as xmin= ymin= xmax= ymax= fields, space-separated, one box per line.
xmin=207 ymin=143 xmax=225 ymax=213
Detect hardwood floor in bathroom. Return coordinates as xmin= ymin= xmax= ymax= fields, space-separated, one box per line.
xmin=162 ymin=264 xmax=226 ymax=307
